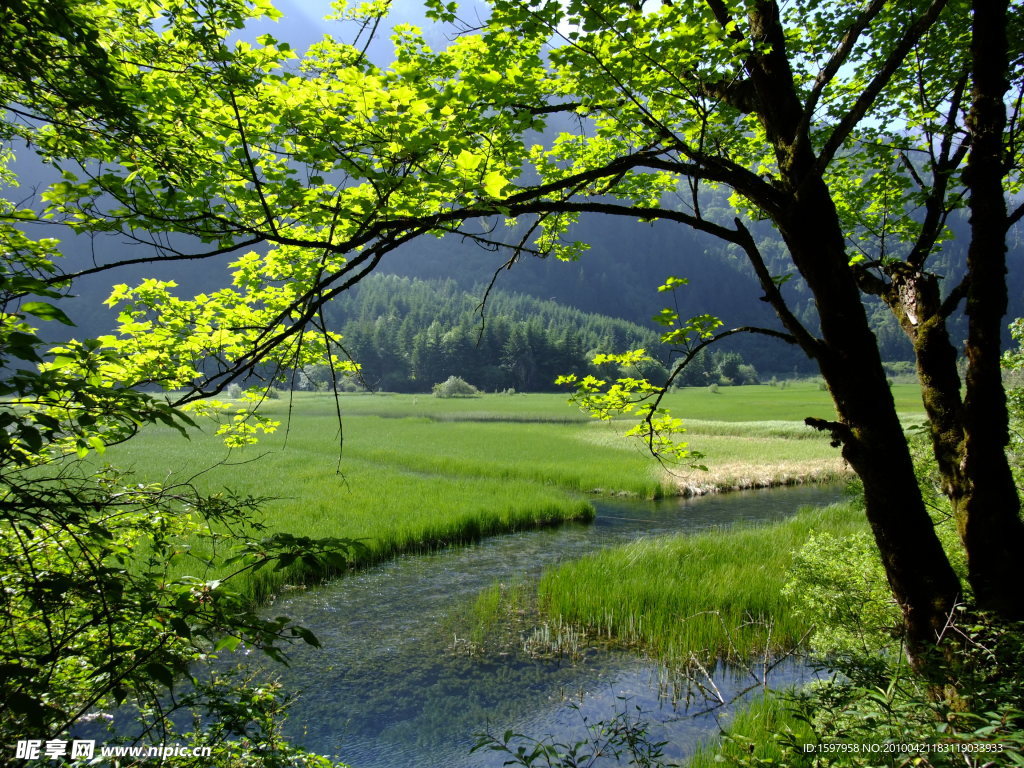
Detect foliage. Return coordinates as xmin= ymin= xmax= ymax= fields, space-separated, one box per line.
xmin=783 ymin=528 xmax=903 ymax=682
xmin=328 ymin=274 xmax=665 ymax=393
xmin=715 ymin=619 xmax=1024 ymax=768
xmin=561 ymin=280 xmax=777 ymax=464
xmin=125 ymin=670 xmax=347 ymax=768
xmin=687 ymin=693 xmax=815 ymax=768
xmin=0 ymin=455 xmax=361 ymax=758
xmin=1002 ymin=318 xmax=1024 ymax=485
xmin=0 ymin=2 xmax=355 ymax=762
xmin=432 ymin=375 xmax=481 ymax=398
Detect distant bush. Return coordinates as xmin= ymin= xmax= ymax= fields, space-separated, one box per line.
xmin=737 ymin=363 xmax=760 ymax=385
xmin=432 ymin=376 xmax=481 ymax=398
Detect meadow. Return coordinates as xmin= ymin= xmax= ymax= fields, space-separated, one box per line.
xmin=100 ymin=382 xmax=921 ymax=599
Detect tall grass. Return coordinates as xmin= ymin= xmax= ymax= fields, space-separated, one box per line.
xmin=688 ymin=692 xmax=815 ymax=768
xmin=537 ymin=503 xmax=866 ymax=666
xmin=271 ymin=383 xmax=923 ymax=423
xmin=98 ymin=388 xmax=892 ymax=601
xmin=108 ymin=429 xmax=595 ymax=601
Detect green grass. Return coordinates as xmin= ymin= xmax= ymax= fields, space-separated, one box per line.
xmin=688 ymin=692 xmax=815 ymax=768
xmin=106 ymin=426 xmax=595 ymax=602
xmin=98 ymin=387 xmax=912 ymax=600
xmin=656 ymin=381 xmax=923 ymax=422
xmin=290 ymin=381 xmax=923 ymax=423
xmin=537 ymin=503 xmax=867 ymax=666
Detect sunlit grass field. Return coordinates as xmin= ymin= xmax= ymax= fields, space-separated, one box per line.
xmin=537 ymin=502 xmax=867 ymax=666
xmin=100 ymin=384 xmax=920 ymax=599
xmin=308 ymin=381 xmax=923 ymax=423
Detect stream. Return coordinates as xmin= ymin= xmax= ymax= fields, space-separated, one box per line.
xmin=256 ymin=485 xmax=842 ymax=767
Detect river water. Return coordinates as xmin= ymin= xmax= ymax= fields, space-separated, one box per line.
xmin=258 ymin=485 xmax=842 ymax=767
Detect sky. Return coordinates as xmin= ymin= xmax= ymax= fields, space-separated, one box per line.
xmin=242 ymin=0 xmax=475 ymax=66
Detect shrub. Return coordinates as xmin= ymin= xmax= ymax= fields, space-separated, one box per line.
xmin=736 ymin=363 xmax=760 ymax=385
xmin=432 ymin=375 xmax=481 ymax=398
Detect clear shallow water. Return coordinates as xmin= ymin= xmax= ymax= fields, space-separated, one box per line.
xmin=252 ymin=486 xmax=842 ymax=767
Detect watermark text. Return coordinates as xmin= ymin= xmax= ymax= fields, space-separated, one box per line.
xmin=12 ymin=740 xmax=212 ymax=761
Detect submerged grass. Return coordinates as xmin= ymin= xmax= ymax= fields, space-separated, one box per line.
xmin=537 ymin=502 xmax=866 ymax=667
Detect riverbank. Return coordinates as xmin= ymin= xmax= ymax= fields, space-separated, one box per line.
xmin=100 ymin=388 xmax=898 ymax=601
xmin=253 ymin=486 xmax=847 ymax=768
xmin=534 ymin=501 xmax=866 ymax=669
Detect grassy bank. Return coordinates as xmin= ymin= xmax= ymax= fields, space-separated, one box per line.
xmin=536 ymin=502 xmax=867 ymax=666
xmin=99 ymin=387 xmax=901 ymax=600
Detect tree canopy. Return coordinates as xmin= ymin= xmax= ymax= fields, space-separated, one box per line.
xmin=3 ymin=0 xmax=1023 ymax=726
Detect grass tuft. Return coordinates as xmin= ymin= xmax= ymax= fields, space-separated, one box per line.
xmin=537 ymin=502 xmax=867 ymax=667
xmin=688 ymin=692 xmax=815 ymax=768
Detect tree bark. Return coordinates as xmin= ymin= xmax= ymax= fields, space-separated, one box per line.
xmin=737 ymin=0 xmax=965 ymax=663
xmin=877 ymin=272 xmax=967 ymax=510
xmin=778 ymin=187 xmax=964 ymax=661
xmin=958 ymin=0 xmax=1024 ymax=619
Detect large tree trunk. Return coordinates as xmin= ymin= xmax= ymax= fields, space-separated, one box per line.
xmin=740 ymin=0 xmax=964 ymax=662
xmin=779 ymin=190 xmax=965 ymax=662
xmin=843 ymin=0 xmax=1024 ymax=623
xmin=958 ymin=0 xmax=1024 ymax=619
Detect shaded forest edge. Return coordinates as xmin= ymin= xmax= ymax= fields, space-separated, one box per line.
xmin=286 ymin=274 xmax=914 ymax=395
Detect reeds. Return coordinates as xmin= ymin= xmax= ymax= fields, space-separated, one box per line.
xmin=99 ymin=390 xmax=897 ymax=602
xmin=687 ymin=692 xmax=815 ymax=768
xmin=537 ymin=503 xmax=866 ymax=667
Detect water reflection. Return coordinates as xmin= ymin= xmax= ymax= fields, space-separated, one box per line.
xmin=258 ymin=486 xmax=841 ymax=766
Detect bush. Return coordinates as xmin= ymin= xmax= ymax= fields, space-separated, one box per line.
xmin=736 ymin=363 xmax=760 ymax=385
xmin=432 ymin=375 xmax=481 ymax=398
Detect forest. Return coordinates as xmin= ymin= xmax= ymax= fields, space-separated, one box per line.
xmin=313 ymin=274 xmax=760 ymax=392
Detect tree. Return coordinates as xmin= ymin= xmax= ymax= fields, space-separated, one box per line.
xmin=9 ymin=0 xmax=1023 ymax=667
xmin=0 ymin=2 xmax=358 ymax=762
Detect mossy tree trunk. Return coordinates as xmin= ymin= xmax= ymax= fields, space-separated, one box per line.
xmin=957 ymin=0 xmax=1024 ymax=620
xmin=727 ymin=0 xmax=966 ymax=665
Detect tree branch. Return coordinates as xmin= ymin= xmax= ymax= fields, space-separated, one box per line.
xmin=816 ymin=0 xmax=951 ymax=172
xmin=43 ymin=237 xmax=266 ymax=285
xmin=730 ymin=218 xmax=823 ymax=356
xmin=638 ymin=324 xmax=799 ymax=456
xmin=800 ymin=0 xmax=888 ymax=129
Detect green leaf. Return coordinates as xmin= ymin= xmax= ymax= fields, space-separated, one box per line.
xmin=145 ymin=662 xmax=176 ymax=689
xmin=454 ymin=150 xmax=483 ymax=171
xmin=20 ymin=301 xmax=75 ymax=326
xmin=483 ymin=171 xmax=509 ymax=198
xmin=214 ymin=635 xmax=242 ymax=652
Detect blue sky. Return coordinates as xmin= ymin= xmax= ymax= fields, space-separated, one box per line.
xmin=244 ymin=0 xmax=470 ymax=65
